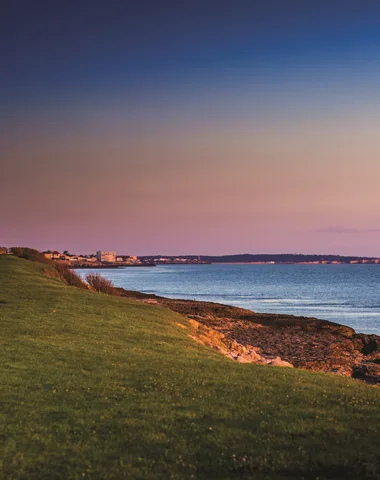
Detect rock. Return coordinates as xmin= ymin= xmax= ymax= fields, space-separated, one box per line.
xmin=235 ymin=355 xmax=250 ymax=363
xmin=188 ymin=319 xmax=199 ymax=330
xmin=357 ymin=334 xmax=380 ymax=354
xmin=267 ymin=357 xmax=294 ymax=368
xmin=352 ymin=360 xmax=380 ymax=383
xmin=144 ymin=299 xmax=159 ymax=305
xmin=175 ymin=322 xmax=187 ymax=329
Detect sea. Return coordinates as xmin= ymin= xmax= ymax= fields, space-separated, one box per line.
xmin=76 ymin=264 xmax=380 ymax=335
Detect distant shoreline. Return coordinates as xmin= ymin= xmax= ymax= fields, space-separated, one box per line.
xmin=71 ymin=263 xmax=156 ymax=269
xmin=71 ymin=261 xmax=380 ymax=268
xmin=210 ymin=262 xmax=380 ymax=265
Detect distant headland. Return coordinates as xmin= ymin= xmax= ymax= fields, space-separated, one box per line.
xmin=140 ymin=253 xmax=380 ymax=265
xmin=192 ymin=253 xmax=380 ymax=265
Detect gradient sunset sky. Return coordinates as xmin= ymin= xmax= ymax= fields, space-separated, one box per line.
xmin=2 ymin=1 xmax=380 ymax=255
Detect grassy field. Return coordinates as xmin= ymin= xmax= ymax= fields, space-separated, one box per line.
xmin=0 ymin=255 xmax=379 ymax=479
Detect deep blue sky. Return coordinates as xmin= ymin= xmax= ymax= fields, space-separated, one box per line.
xmin=3 ymin=1 xmax=380 ymax=107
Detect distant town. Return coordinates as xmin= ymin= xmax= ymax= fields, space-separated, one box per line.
xmin=39 ymin=251 xmax=209 ymax=267
xmin=2 ymin=248 xmax=380 ymax=267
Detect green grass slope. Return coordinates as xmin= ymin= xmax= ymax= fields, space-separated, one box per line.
xmin=0 ymin=255 xmax=379 ymax=479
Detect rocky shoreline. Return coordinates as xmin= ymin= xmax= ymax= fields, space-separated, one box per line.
xmin=119 ymin=288 xmax=380 ymax=384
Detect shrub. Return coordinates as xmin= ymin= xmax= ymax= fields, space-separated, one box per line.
xmin=86 ymin=273 xmax=119 ymax=295
xmin=53 ymin=262 xmax=88 ymax=289
xmin=0 ymin=247 xmax=8 ymax=255
xmin=10 ymin=247 xmax=50 ymax=264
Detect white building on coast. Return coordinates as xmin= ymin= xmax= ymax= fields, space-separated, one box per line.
xmin=96 ymin=251 xmax=116 ymax=263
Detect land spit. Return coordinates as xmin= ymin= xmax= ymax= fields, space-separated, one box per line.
xmin=119 ymin=288 xmax=380 ymax=384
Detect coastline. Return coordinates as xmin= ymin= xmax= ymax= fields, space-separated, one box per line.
xmin=119 ymin=287 xmax=380 ymax=384
xmin=134 ymin=260 xmax=380 ymax=265
xmin=73 ymin=261 xmax=380 ymax=268
xmin=70 ymin=263 xmax=156 ymax=269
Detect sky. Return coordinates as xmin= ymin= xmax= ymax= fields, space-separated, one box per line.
xmin=2 ymin=0 xmax=380 ymax=255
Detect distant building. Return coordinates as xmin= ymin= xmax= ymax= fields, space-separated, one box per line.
xmin=43 ymin=250 xmax=61 ymax=260
xmin=96 ymin=251 xmax=116 ymax=263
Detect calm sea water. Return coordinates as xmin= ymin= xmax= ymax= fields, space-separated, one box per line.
xmin=77 ymin=264 xmax=380 ymax=335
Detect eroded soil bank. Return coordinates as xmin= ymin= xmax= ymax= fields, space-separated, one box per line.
xmin=119 ymin=289 xmax=380 ymax=384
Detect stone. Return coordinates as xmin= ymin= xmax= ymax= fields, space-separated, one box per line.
xmin=268 ymin=357 xmax=294 ymax=368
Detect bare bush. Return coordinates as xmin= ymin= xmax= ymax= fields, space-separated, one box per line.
xmin=54 ymin=262 xmax=88 ymax=289
xmin=86 ymin=273 xmax=119 ymax=295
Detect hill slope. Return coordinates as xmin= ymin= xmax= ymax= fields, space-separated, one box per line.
xmin=0 ymin=255 xmax=379 ymax=479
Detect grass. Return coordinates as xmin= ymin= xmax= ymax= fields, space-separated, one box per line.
xmin=0 ymin=255 xmax=379 ymax=479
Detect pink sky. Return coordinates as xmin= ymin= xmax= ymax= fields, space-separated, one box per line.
xmin=2 ymin=101 xmax=380 ymax=256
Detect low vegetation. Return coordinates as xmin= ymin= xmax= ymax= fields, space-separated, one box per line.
xmin=86 ymin=272 xmax=119 ymax=295
xmin=10 ymin=246 xmax=50 ymax=263
xmin=53 ymin=261 xmax=88 ymax=289
xmin=0 ymin=255 xmax=380 ymax=479
xmin=10 ymin=246 xmax=88 ymax=290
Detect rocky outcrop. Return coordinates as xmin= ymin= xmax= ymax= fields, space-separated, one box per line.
xmin=188 ymin=319 xmax=294 ymax=367
xmin=120 ymin=289 xmax=380 ymax=383
xmin=352 ymin=359 xmax=380 ymax=383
